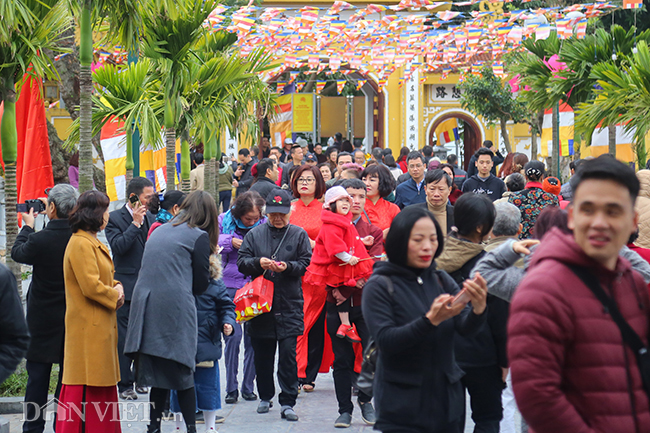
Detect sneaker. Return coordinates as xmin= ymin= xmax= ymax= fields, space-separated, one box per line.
xmin=119 ymin=389 xmax=138 ymax=400
xmin=225 ymin=390 xmax=238 ymax=404
xmin=280 ymin=406 xmax=299 ymax=421
xmin=161 ymin=410 xmax=174 ymax=421
xmin=215 ymin=415 xmax=225 ymax=424
xmin=241 ymin=391 xmax=258 ymax=401
xmin=195 ymin=411 xmax=204 ymax=424
xmin=358 ymin=401 xmax=376 ymax=425
xmin=342 ymin=324 xmax=362 ymax=343
xmin=257 ymin=400 xmax=273 ymax=414
xmin=334 ymin=412 xmax=352 ymax=428
xmin=135 ymin=385 xmax=149 ymax=394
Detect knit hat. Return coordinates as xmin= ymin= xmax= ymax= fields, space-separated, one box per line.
xmin=323 ymin=186 xmax=352 ymax=209
xmin=542 ymin=176 xmax=562 ymax=196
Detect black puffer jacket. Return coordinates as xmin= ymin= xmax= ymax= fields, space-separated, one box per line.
xmin=195 ymin=278 xmax=236 ymax=363
xmin=0 ymin=263 xmax=30 ymax=383
xmin=237 ymin=222 xmax=312 ymax=339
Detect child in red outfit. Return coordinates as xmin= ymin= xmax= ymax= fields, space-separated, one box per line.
xmin=305 ymin=186 xmax=374 ymax=343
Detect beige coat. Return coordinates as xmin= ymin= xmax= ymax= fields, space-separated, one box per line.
xmin=62 ymin=230 xmax=120 ymax=386
xmin=635 ymin=170 xmax=650 ymax=248
xmin=190 ymin=164 xmax=205 ymax=192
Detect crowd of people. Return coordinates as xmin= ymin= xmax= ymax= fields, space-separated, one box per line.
xmin=1 ymin=134 xmax=650 ymax=433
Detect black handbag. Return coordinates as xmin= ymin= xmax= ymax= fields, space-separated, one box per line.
xmin=568 ymin=265 xmax=650 ymax=399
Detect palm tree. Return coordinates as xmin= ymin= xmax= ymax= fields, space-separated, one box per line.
xmin=0 ymin=0 xmax=70 ymax=284
xmin=65 ymin=60 xmax=162 ymax=193
xmin=575 ymin=41 xmax=650 ymax=169
xmin=139 ymin=0 xmax=219 ymax=190
xmin=553 ymin=25 xmax=650 ymax=157
xmin=76 ymin=0 xmax=142 ymax=192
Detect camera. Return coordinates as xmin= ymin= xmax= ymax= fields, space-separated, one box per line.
xmin=17 ymin=199 xmax=46 ymax=214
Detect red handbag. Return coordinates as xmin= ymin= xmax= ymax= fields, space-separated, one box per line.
xmin=234 ymin=227 xmax=290 ymax=323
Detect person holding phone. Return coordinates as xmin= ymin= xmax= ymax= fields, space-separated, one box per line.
xmin=105 ymin=177 xmax=155 ymax=400
xmin=362 ymin=206 xmax=488 ymax=433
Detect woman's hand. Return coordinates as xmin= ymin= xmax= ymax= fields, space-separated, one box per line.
xmin=260 ymin=257 xmax=273 ymax=270
xmin=269 ymin=261 xmax=287 ymax=273
xmin=115 ymin=283 xmax=125 ymax=309
xmin=232 ymin=237 xmax=243 ymax=249
xmin=425 ymin=294 xmax=466 ymax=326
xmin=223 ymin=323 xmax=233 ymax=336
xmin=309 ymin=239 xmax=316 ymax=249
xmin=464 ymin=273 xmax=488 ymax=315
xmin=512 ymin=239 xmax=540 ymax=255
xmin=348 ymin=256 xmax=360 ymax=266
xmin=361 ymin=235 xmax=374 ymax=246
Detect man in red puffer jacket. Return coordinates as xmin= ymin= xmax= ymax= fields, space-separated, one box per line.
xmin=508 ymin=155 xmax=650 ymax=433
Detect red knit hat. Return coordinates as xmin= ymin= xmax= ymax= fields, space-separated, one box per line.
xmin=542 ymin=177 xmax=561 ymax=196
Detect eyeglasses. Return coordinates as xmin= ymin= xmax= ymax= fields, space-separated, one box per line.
xmin=297 ymin=177 xmax=316 ymax=184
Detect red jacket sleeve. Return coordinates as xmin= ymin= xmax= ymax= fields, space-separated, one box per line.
xmin=508 ymin=267 xmax=596 ymax=433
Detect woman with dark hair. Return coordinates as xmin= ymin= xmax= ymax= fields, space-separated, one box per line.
xmin=218 ymin=191 xmax=267 ymax=404
xmin=318 ymin=162 xmax=333 ymax=182
xmin=326 ymin=147 xmax=339 ymax=174
xmin=341 ymin=140 xmax=354 ymax=153
xmin=508 ymin=160 xmax=559 ymax=239
xmin=218 ymin=155 xmax=235 ymax=211
xmin=497 ymin=152 xmax=528 ymax=179
xmin=383 ymin=154 xmax=403 ymax=181
xmin=436 ymin=193 xmax=509 ymax=433
xmin=148 ymin=190 xmax=187 ymax=237
xmin=362 ymin=206 xmax=488 ymax=433
xmin=125 ymin=191 xmax=219 ymax=433
xmin=57 ymin=191 xmax=125 ymax=433
xmin=440 ymin=163 xmax=463 ymax=205
xmin=288 ymin=165 xmax=329 ymax=392
xmin=397 ymin=147 xmax=410 ymax=173
xmin=361 ymin=164 xmax=399 ymax=239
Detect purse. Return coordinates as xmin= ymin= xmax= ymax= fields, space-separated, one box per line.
xmin=234 ymin=227 xmax=290 ymax=323
xmin=568 ymin=264 xmax=650 ymax=400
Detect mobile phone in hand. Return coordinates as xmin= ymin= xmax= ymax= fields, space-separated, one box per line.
xmin=450 ymin=288 xmax=470 ymax=307
xmin=129 ymin=194 xmax=141 ymax=207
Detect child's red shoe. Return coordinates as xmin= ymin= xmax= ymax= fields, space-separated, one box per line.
xmin=338 ymin=323 xmax=362 ymax=343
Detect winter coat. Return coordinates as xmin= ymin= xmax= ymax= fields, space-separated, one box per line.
xmin=635 ymin=169 xmax=650 ymax=248
xmin=237 ymin=222 xmax=312 ymax=339
xmin=218 ymin=213 xmax=267 ymax=289
xmin=362 ymin=261 xmax=487 ymax=433
xmin=235 ymin=160 xmax=255 ymax=196
xmin=249 ymin=176 xmax=278 ymax=202
xmin=507 ymin=182 xmax=559 ymax=239
xmin=11 ymin=219 xmax=71 ymax=363
xmin=436 ymin=234 xmax=509 ymax=369
xmin=62 ymin=230 xmax=121 ymax=386
xmin=195 ymin=278 xmax=236 ymax=363
xmin=461 ymin=174 xmax=506 ymax=202
xmin=0 ymin=263 xmax=29 ymax=383
xmin=466 ymin=150 xmax=504 ymax=178
xmin=508 ymin=228 xmax=650 ymax=433
xmin=451 ymin=164 xmax=467 ymax=190
xmin=125 ymin=222 xmax=211 ymax=371
xmin=394 ymin=177 xmax=426 ymax=209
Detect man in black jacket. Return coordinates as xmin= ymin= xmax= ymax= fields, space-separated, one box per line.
xmin=249 ymin=158 xmax=279 ymax=201
xmin=106 ymin=177 xmax=155 ymax=400
xmin=466 ymin=140 xmax=505 ymax=178
xmin=233 ymin=148 xmax=255 ymax=197
xmin=0 ymin=263 xmax=29 ymax=384
xmin=462 ymin=148 xmax=506 ymax=202
xmin=11 ymin=184 xmax=78 ymax=433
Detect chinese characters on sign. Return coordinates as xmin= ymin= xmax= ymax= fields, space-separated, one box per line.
xmin=428 ymin=84 xmax=462 ymax=103
xmin=405 ymin=70 xmax=419 ymax=150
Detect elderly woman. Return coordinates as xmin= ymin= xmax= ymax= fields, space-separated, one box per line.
xmin=237 ymin=188 xmax=312 ymax=421
xmin=507 ymin=160 xmax=559 ymax=239
xmin=125 ymin=191 xmax=219 ymax=433
xmin=57 ymin=190 xmax=125 ymax=433
xmin=318 ymin=163 xmax=333 ymax=183
xmin=361 ymin=164 xmax=399 ymax=239
xmin=219 ymin=191 xmax=266 ymax=404
xmin=362 ymin=206 xmax=488 ymax=433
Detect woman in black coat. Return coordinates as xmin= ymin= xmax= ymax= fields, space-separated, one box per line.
xmin=362 ymin=206 xmax=488 ymax=433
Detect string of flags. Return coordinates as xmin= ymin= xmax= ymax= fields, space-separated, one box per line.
xmin=199 ymin=0 xmax=635 ymax=92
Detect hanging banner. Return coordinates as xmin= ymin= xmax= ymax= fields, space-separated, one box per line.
xmin=269 ymin=94 xmax=293 ymax=147
xmin=316 ymin=80 xmax=327 ymax=94
xmin=292 ymin=93 xmax=314 ymax=133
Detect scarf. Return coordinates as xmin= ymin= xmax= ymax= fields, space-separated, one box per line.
xmin=155 ymin=208 xmax=174 ymax=224
xmin=220 ymin=208 xmax=263 ymax=235
xmin=219 ymin=164 xmax=229 ymax=175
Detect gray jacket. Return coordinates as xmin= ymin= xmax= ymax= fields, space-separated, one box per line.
xmin=125 ymin=222 xmax=211 ymax=370
xmin=472 ymin=239 xmax=650 ymax=302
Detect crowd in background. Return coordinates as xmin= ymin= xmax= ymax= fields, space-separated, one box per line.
xmin=2 ymin=133 xmax=650 ymax=433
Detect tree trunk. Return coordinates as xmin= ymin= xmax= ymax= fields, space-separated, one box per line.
xmin=180 ymin=137 xmax=191 ymax=193
xmin=499 ymin=118 xmax=512 ymax=154
xmin=529 ymin=124 xmax=537 ymax=162
xmin=77 ymin=0 xmax=94 ymax=192
xmin=166 ymin=127 xmax=176 ymax=190
xmin=608 ymin=123 xmax=617 ymax=157
xmin=551 ymin=104 xmax=560 ymax=177
xmin=204 ymin=159 xmax=215 ymax=199
xmin=125 ymin=131 xmax=134 ymax=195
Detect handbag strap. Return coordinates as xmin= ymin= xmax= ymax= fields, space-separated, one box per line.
xmin=271 ymin=224 xmax=291 ymax=260
xmin=567 ymin=264 xmax=648 ymax=359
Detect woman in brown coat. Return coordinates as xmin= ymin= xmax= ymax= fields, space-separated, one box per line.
xmin=56 ymin=191 xmax=125 ymax=433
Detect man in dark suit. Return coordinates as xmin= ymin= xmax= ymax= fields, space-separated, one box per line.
xmin=406 ymin=169 xmax=455 ymax=234
xmin=106 ymin=177 xmax=155 ymax=400
xmin=11 ymin=184 xmax=78 ymax=433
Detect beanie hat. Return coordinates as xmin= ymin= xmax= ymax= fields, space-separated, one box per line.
xmin=323 ymin=185 xmax=352 ymax=209
xmin=542 ymin=176 xmax=562 ymax=196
